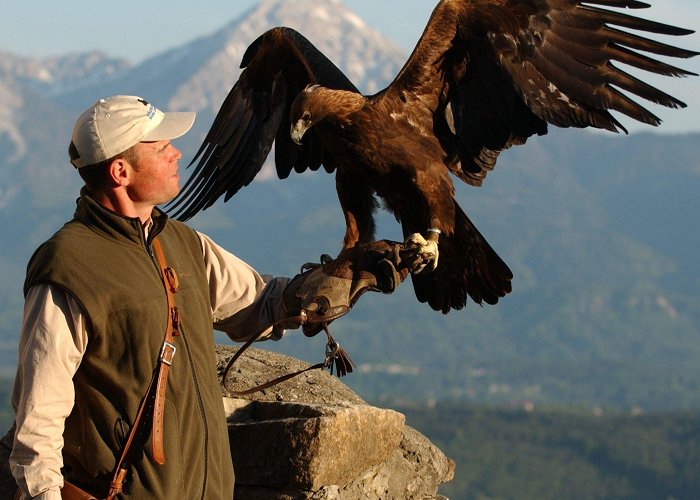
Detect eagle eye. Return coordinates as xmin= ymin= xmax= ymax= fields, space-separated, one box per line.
xmin=302 ymin=111 xmax=312 ymax=123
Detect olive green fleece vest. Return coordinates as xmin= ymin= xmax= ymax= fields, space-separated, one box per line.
xmin=24 ymin=193 xmax=234 ymax=499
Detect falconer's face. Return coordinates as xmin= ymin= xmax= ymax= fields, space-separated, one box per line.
xmin=126 ymin=140 xmax=183 ymax=206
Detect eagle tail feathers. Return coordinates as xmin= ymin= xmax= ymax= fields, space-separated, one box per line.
xmin=410 ymin=200 xmax=513 ymax=313
xmin=453 ymin=202 xmax=513 ymax=307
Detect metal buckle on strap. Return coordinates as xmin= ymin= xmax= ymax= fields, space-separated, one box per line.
xmin=160 ymin=341 xmax=177 ymax=366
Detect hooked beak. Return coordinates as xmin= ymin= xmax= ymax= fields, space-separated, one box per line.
xmin=290 ymin=120 xmax=308 ymax=146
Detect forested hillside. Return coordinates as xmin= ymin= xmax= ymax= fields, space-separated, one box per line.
xmin=400 ymin=402 xmax=700 ymax=500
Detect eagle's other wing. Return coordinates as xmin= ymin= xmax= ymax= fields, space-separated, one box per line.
xmin=168 ymin=27 xmax=358 ymax=220
xmin=386 ymin=0 xmax=697 ymax=187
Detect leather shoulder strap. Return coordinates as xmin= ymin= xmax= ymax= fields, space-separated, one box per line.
xmin=150 ymin=238 xmax=179 ymax=465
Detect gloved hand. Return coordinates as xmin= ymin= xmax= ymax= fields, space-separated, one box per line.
xmin=282 ymin=240 xmax=410 ymax=337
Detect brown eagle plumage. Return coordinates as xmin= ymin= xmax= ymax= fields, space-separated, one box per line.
xmin=169 ymin=0 xmax=697 ymax=314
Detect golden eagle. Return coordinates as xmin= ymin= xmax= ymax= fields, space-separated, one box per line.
xmin=169 ymin=0 xmax=697 ymax=314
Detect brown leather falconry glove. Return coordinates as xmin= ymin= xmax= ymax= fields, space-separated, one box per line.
xmin=282 ymin=239 xmax=410 ymax=337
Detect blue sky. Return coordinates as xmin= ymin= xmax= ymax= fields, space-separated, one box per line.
xmin=1 ymin=0 xmax=698 ymax=133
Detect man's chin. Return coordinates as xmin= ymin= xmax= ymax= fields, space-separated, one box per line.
xmin=157 ymin=190 xmax=180 ymax=210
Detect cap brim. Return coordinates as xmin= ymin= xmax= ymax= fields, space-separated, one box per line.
xmin=142 ymin=111 xmax=196 ymax=142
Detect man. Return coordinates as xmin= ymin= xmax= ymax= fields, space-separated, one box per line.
xmin=10 ymin=95 xmax=294 ymax=499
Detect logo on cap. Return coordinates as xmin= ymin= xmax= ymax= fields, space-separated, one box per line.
xmin=137 ymin=98 xmax=157 ymax=120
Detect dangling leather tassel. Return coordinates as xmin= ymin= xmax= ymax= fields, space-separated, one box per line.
xmin=323 ymin=325 xmax=355 ymax=377
xmin=332 ymin=346 xmax=355 ymax=377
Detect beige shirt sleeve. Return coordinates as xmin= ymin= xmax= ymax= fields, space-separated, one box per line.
xmin=197 ymin=231 xmax=291 ymax=341
xmin=11 ymin=285 xmax=87 ymax=500
xmin=11 ymin=230 xmax=291 ymax=498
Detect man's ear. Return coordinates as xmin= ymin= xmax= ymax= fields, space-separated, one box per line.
xmin=108 ymin=157 xmax=131 ymax=187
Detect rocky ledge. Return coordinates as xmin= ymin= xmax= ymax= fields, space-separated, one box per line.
xmin=217 ymin=345 xmax=454 ymax=499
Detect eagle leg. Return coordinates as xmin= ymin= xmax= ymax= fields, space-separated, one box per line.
xmin=402 ymin=229 xmax=440 ymax=274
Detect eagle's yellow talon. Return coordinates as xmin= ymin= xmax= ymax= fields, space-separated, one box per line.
xmin=405 ymin=233 xmax=439 ymax=273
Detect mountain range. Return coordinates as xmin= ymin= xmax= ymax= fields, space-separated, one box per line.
xmin=0 ymin=0 xmax=698 ymax=412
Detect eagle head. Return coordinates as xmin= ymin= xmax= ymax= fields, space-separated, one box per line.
xmin=290 ymin=84 xmax=322 ymax=145
xmin=290 ymin=84 xmax=365 ymax=145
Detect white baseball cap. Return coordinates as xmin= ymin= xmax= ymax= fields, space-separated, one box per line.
xmin=70 ymin=95 xmax=196 ymax=168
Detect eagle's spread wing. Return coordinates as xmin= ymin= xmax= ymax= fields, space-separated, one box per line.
xmin=385 ymin=0 xmax=697 ymax=187
xmin=168 ymin=27 xmax=358 ymax=220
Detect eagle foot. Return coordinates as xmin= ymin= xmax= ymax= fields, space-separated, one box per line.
xmin=402 ymin=233 xmax=439 ymax=273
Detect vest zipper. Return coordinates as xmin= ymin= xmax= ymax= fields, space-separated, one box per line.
xmin=145 ymin=235 xmax=161 ymax=277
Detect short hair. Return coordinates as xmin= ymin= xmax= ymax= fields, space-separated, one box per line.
xmin=69 ymin=141 xmax=139 ymax=191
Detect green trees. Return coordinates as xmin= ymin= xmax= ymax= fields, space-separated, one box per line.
xmin=401 ymin=402 xmax=700 ymax=500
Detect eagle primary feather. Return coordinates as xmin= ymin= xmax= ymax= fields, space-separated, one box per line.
xmin=169 ymin=0 xmax=697 ymax=314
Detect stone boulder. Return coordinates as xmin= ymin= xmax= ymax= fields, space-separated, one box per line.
xmin=227 ymin=400 xmax=405 ymax=491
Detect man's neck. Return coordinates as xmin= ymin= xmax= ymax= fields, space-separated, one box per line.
xmin=88 ymin=188 xmax=154 ymax=224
